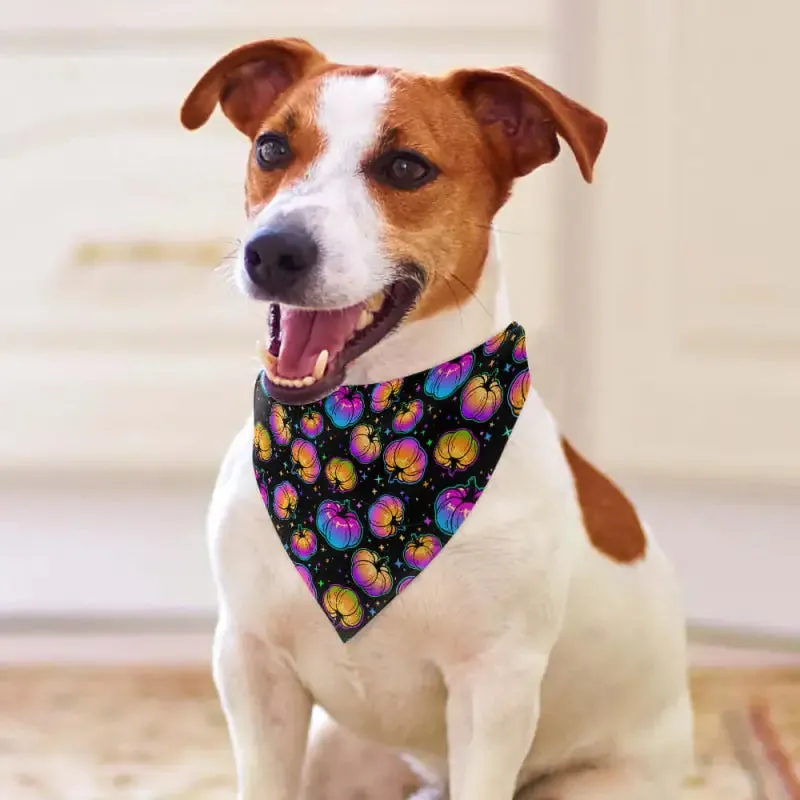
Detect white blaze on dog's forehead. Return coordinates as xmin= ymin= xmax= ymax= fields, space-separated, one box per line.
xmin=244 ymin=71 xmax=394 ymax=307
xmin=312 ymin=72 xmax=391 ymax=174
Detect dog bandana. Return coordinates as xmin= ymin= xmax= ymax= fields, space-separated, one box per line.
xmin=253 ymin=321 xmax=529 ymax=642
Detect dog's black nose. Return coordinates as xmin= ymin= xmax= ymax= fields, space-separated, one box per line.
xmin=243 ymin=226 xmax=319 ymax=293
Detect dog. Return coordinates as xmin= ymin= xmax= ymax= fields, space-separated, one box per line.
xmin=180 ymin=37 xmax=694 ymax=800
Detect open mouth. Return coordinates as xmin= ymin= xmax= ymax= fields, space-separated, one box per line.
xmin=257 ymin=274 xmax=422 ymax=404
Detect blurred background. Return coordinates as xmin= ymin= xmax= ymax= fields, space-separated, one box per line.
xmin=1 ymin=0 xmax=800 ymax=795
xmin=1 ymin=0 xmax=799 ymax=663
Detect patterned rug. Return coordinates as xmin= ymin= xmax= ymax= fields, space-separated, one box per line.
xmin=0 ymin=667 xmax=798 ymax=799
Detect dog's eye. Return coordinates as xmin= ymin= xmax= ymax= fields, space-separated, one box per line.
xmin=373 ymin=150 xmax=438 ymax=191
xmin=255 ymin=133 xmax=293 ymax=171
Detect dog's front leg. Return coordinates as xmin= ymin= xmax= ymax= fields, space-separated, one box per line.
xmin=213 ymin=623 xmax=312 ymax=800
xmin=444 ymin=651 xmax=547 ymax=800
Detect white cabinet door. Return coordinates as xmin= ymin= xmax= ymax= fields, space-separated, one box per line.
xmin=586 ymin=0 xmax=800 ymax=486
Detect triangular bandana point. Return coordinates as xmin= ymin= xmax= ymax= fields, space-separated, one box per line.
xmin=253 ymin=322 xmax=529 ymax=642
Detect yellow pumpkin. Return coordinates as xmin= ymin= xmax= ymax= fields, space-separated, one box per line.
xmin=322 ymin=584 xmax=364 ymax=630
xmin=324 ymin=457 xmax=358 ymax=492
xmin=349 ymin=423 xmax=382 ymax=464
xmin=434 ymin=429 xmax=480 ymax=474
xmin=253 ymin=423 xmax=272 ymax=462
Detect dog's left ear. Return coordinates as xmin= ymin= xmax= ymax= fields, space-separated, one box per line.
xmin=444 ymin=66 xmax=607 ymax=182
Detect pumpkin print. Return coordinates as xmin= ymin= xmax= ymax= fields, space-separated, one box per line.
xmin=349 ymin=423 xmax=382 ymax=464
xmin=254 ymin=423 xmax=272 ymax=462
xmin=404 ymin=534 xmax=442 ymax=570
xmin=434 ymin=478 xmax=483 ymax=535
xmin=460 ymin=373 xmax=504 ymax=422
xmin=508 ymin=368 xmax=530 ymax=416
xmin=322 ymin=584 xmax=364 ymax=630
xmin=513 ymin=332 xmax=527 ymax=363
xmin=300 ymin=408 xmax=324 ymax=439
xmin=269 ymin=402 xmax=292 ymax=445
xmin=483 ymin=329 xmax=507 ymax=355
xmin=396 ymin=575 xmax=416 ymax=595
xmin=290 ymin=527 xmax=317 ymax=560
xmin=368 ymin=494 xmax=405 ymax=538
xmin=433 ymin=429 xmax=480 ymax=475
xmin=383 ymin=437 xmax=427 ymax=484
xmin=351 ymin=548 xmax=394 ymax=597
xmin=392 ymin=399 xmax=423 ymax=434
xmin=324 ymin=457 xmax=358 ymax=492
xmin=273 ymin=481 xmax=298 ymax=520
xmin=295 ymin=564 xmax=316 ymax=598
xmin=371 ymin=378 xmax=402 ymax=412
xmin=423 ymin=353 xmax=474 ymax=399
xmin=252 ymin=321 xmax=529 ymax=642
xmin=324 ymin=386 xmax=365 ymax=429
xmin=316 ymin=499 xmax=362 ymax=550
xmin=290 ymin=439 xmax=320 ymax=484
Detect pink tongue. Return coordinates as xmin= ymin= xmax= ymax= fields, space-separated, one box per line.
xmin=278 ymin=306 xmax=363 ymax=379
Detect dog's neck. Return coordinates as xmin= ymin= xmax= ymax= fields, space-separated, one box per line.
xmin=346 ymin=238 xmax=510 ymax=385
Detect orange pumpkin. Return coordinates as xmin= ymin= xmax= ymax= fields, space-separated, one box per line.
xmin=290 ymin=438 xmax=321 ymax=484
xmin=324 ymin=457 xmax=358 ymax=492
xmin=383 ymin=437 xmax=427 ymax=485
xmin=460 ymin=372 xmax=504 ymax=422
xmin=321 ymin=584 xmax=364 ymax=630
xmin=351 ymin=548 xmax=394 ymax=597
xmin=349 ymin=423 xmax=382 ymax=464
xmin=253 ymin=423 xmax=272 ymax=462
xmin=434 ymin=429 xmax=480 ymax=474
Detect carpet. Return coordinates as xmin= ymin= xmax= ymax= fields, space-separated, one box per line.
xmin=0 ymin=667 xmax=798 ymax=799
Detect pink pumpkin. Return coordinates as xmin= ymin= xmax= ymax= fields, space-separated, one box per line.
xmin=295 ymin=564 xmax=316 ymax=598
xmin=368 ymin=494 xmax=405 ymax=538
xmin=434 ymin=478 xmax=483 ymax=535
xmin=460 ymin=373 xmax=504 ymax=422
xmin=508 ymin=368 xmax=530 ymax=416
xmin=351 ymin=548 xmax=394 ymax=597
xmin=392 ymin=399 xmax=424 ymax=434
xmin=371 ymin=378 xmax=402 ymax=412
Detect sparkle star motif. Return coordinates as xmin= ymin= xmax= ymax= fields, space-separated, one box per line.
xmin=503 ymin=426 xmax=513 ymax=437
xmin=394 ymin=560 xmax=403 ymax=568
xmin=424 ymin=517 xmax=432 ymax=526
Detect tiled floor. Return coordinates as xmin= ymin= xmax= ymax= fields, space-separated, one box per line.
xmin=0 ymin=667 xmax=798 ymax=799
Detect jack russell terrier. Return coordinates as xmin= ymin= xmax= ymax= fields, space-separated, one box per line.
xmin=180 ymin=37 xmax=693 ymax=800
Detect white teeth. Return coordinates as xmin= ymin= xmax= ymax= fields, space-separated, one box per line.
xmin=257 ymin=341 xmax=277 ymax=370
xmin=356 ymin=308 xmax=374 ymax=331
xmin=313 ymin=350 xmax=329 ymax=381
xmin=302 ymin=376 xmax=315 ymax=386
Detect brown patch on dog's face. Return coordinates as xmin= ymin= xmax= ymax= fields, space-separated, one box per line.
xmin=368 ymin=73 xmax=506 ymax=322
xmin=561 ymin=438 xmax=647 ymax=564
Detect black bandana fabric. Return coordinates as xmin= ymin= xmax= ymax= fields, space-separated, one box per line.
xmin=253 ymin=322 xmax=529 ymax=642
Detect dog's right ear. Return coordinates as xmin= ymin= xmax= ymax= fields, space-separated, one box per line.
xmin=180 ymin=38 xmax=328 ymax=138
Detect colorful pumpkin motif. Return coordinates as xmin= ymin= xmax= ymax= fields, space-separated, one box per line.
xmin=423 ymin=353 xmax=474 ymax=399
xmin=512 ymin=332 xmax=527 ymax=363
xmin=295 ymin=563 xmax=316 ymax=598
xmin=299 ymin=409 xmax=324 ymax=439
xmin=290 ymin=439 xmax=321 ymax=484
xmin=269 ymin=403 xmax=292 ymax=445
xmin=433 ymin=429 xmax=480 ymax=475
xmin=460 ymin=373 xmax=504 ymax=422
xmin=273 ymin=481 xmax=298 ymax=520
xmin=396 ymin=575 xmax=416 ymax=594
xmin=349 ymin=423 xmax=382 ymax=464
xmin=368 ymin=494 xmax=405 ymax=538
xmin=316 ymin=499 xmax=362 ymax=550
xmin=351 ymin=548 xmax=394 ymax=597
xmin=371 ymin=378 xmax=402 ymax=412
xmin=434 ymin=477 xmax=483 ymax=535
xmin=254 ymin=423 xmax=272 ymax=462
xmin=404 ymin=534 xmax=442 ymax=570
xmin=383 ymin=437 xmax=427 ymax=484
xmin=392 ymin=399 xmax=423 ymax=433
xmin=322 ymin=584 xmax=363 ymax=630
xmin=508 ymin=368 xmax=530 ymax=416
xmin=483 ymin=329 xmax=507 ymax=355
xmin=290 ymin=527 xmax=318 ymax=560
xmin=324 ymin=457 xmax=358 ymax=492
xmin=324 ymin=387 xmax=365 ymax=429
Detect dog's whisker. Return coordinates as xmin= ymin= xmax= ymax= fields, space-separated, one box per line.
xmin=441 ymin=272 xmax=494 ymax=320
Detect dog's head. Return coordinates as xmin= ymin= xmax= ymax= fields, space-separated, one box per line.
xmin=181 ymin=38 xmax=606 ymax=402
